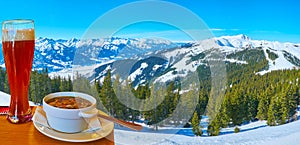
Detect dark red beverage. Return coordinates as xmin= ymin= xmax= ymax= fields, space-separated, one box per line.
xmin=2 ymin=20 xmax=35 ymax=123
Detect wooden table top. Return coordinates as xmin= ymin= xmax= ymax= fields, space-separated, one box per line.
xmin=0 ymin=107 xmax=114 ymax=145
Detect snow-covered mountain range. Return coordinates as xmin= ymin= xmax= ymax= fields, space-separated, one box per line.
xmin=0 ymin=37 xmax=178 ymax=71
xmin=0 ymin=35 xmax=299 ymax=85
xmin=32 ymin=37 xmax=180 ymax=72
xmin=73 ymin=34 xmax=300 ymax=85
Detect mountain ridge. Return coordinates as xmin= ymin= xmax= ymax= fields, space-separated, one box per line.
xmin=67 ymin=35 xmax=300 ymax=86
xmin=0 ymin=35 xmax=299 ymax=86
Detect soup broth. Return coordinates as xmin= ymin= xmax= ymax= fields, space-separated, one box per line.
xmin=46 ymin=96 xmax=92 ymax=109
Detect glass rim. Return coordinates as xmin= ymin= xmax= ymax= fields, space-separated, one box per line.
xmin=2 ymin=19 xmax=34 ymax=25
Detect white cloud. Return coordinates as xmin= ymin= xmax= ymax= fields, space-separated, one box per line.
xmin=210 ymin=28 xmax=225 ymax=31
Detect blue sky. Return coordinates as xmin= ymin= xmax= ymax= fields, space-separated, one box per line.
xmin=1 ymin=0 xmax=299 ymax=43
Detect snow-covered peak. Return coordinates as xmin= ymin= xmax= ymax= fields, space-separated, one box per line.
xmin=221 ymin=34 xmax=251 ymax=41
xmin=214 ymin=34 xmax=253 ymax=48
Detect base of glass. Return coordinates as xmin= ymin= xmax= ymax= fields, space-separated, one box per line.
xmin=7 ymin=113 xmax=33 ymax=124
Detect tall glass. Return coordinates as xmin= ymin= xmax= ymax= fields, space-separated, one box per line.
xmin=2 ymin=19 xmax=35 ymax=123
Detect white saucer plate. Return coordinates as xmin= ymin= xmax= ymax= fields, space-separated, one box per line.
xmin=33 ymin=110 xmax=114 ymax=142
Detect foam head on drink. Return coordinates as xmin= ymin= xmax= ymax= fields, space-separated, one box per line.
xmin=2 ymin=28 xmax=35 ymax=123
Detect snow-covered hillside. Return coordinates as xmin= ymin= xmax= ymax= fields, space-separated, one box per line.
xmin=214 ymin=34 xmax=300 ymax=75
xmin=114 ymin=118 xmax=300 ymax=145
xmin=114 ymin=104 xmax=300 ymax=145
xmin=156 ymin=35 xmax=300 ymax=82
xmin=91 ymin=34 xmax=300 ymax=85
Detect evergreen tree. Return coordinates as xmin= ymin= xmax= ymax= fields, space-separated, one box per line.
xmin=246 ymin=92 xmax=258 ymax=121
xmin=280 ymin=89 xmax=289 ymax=124
xmin=67 ymin=76 xmax=73 ymax=91
xmin=207 ymin=117 xmax=221 ymax=136
xmin=218 ymin=100 xmax=230 ymax=128
xmin=29 ymin=70 xmax=38 ymax=103
xmin=234 ymin=127 xmax=240 ymax=133
xmin=179 ymin=85 xmax=198 ymax=125
xmin=287 ymin=84 xmax=298 ymax=120
xmin=191 ymin=112 xmax=202 ymax=136
xmin=112 ymin=75 xmax=128 ymax=120
xmin=171 ymin=89 xmax=180 ymax=126
xmin=143 ymin=83 xmax=164 ymax=130
xmin=198 ymin=89 xmax=208 ymax=116
xmin=0 ymin=68 xmax=5 ymax=91
xmin=257 ymin=91 xmax=270 ymax=120
xmin=267 ymin=95 xmax=277 ymax=126
xmin=123 ymin=78 xmax=138 ymax=122
xmin=99 ymin=70 xmax=118 ymax=117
